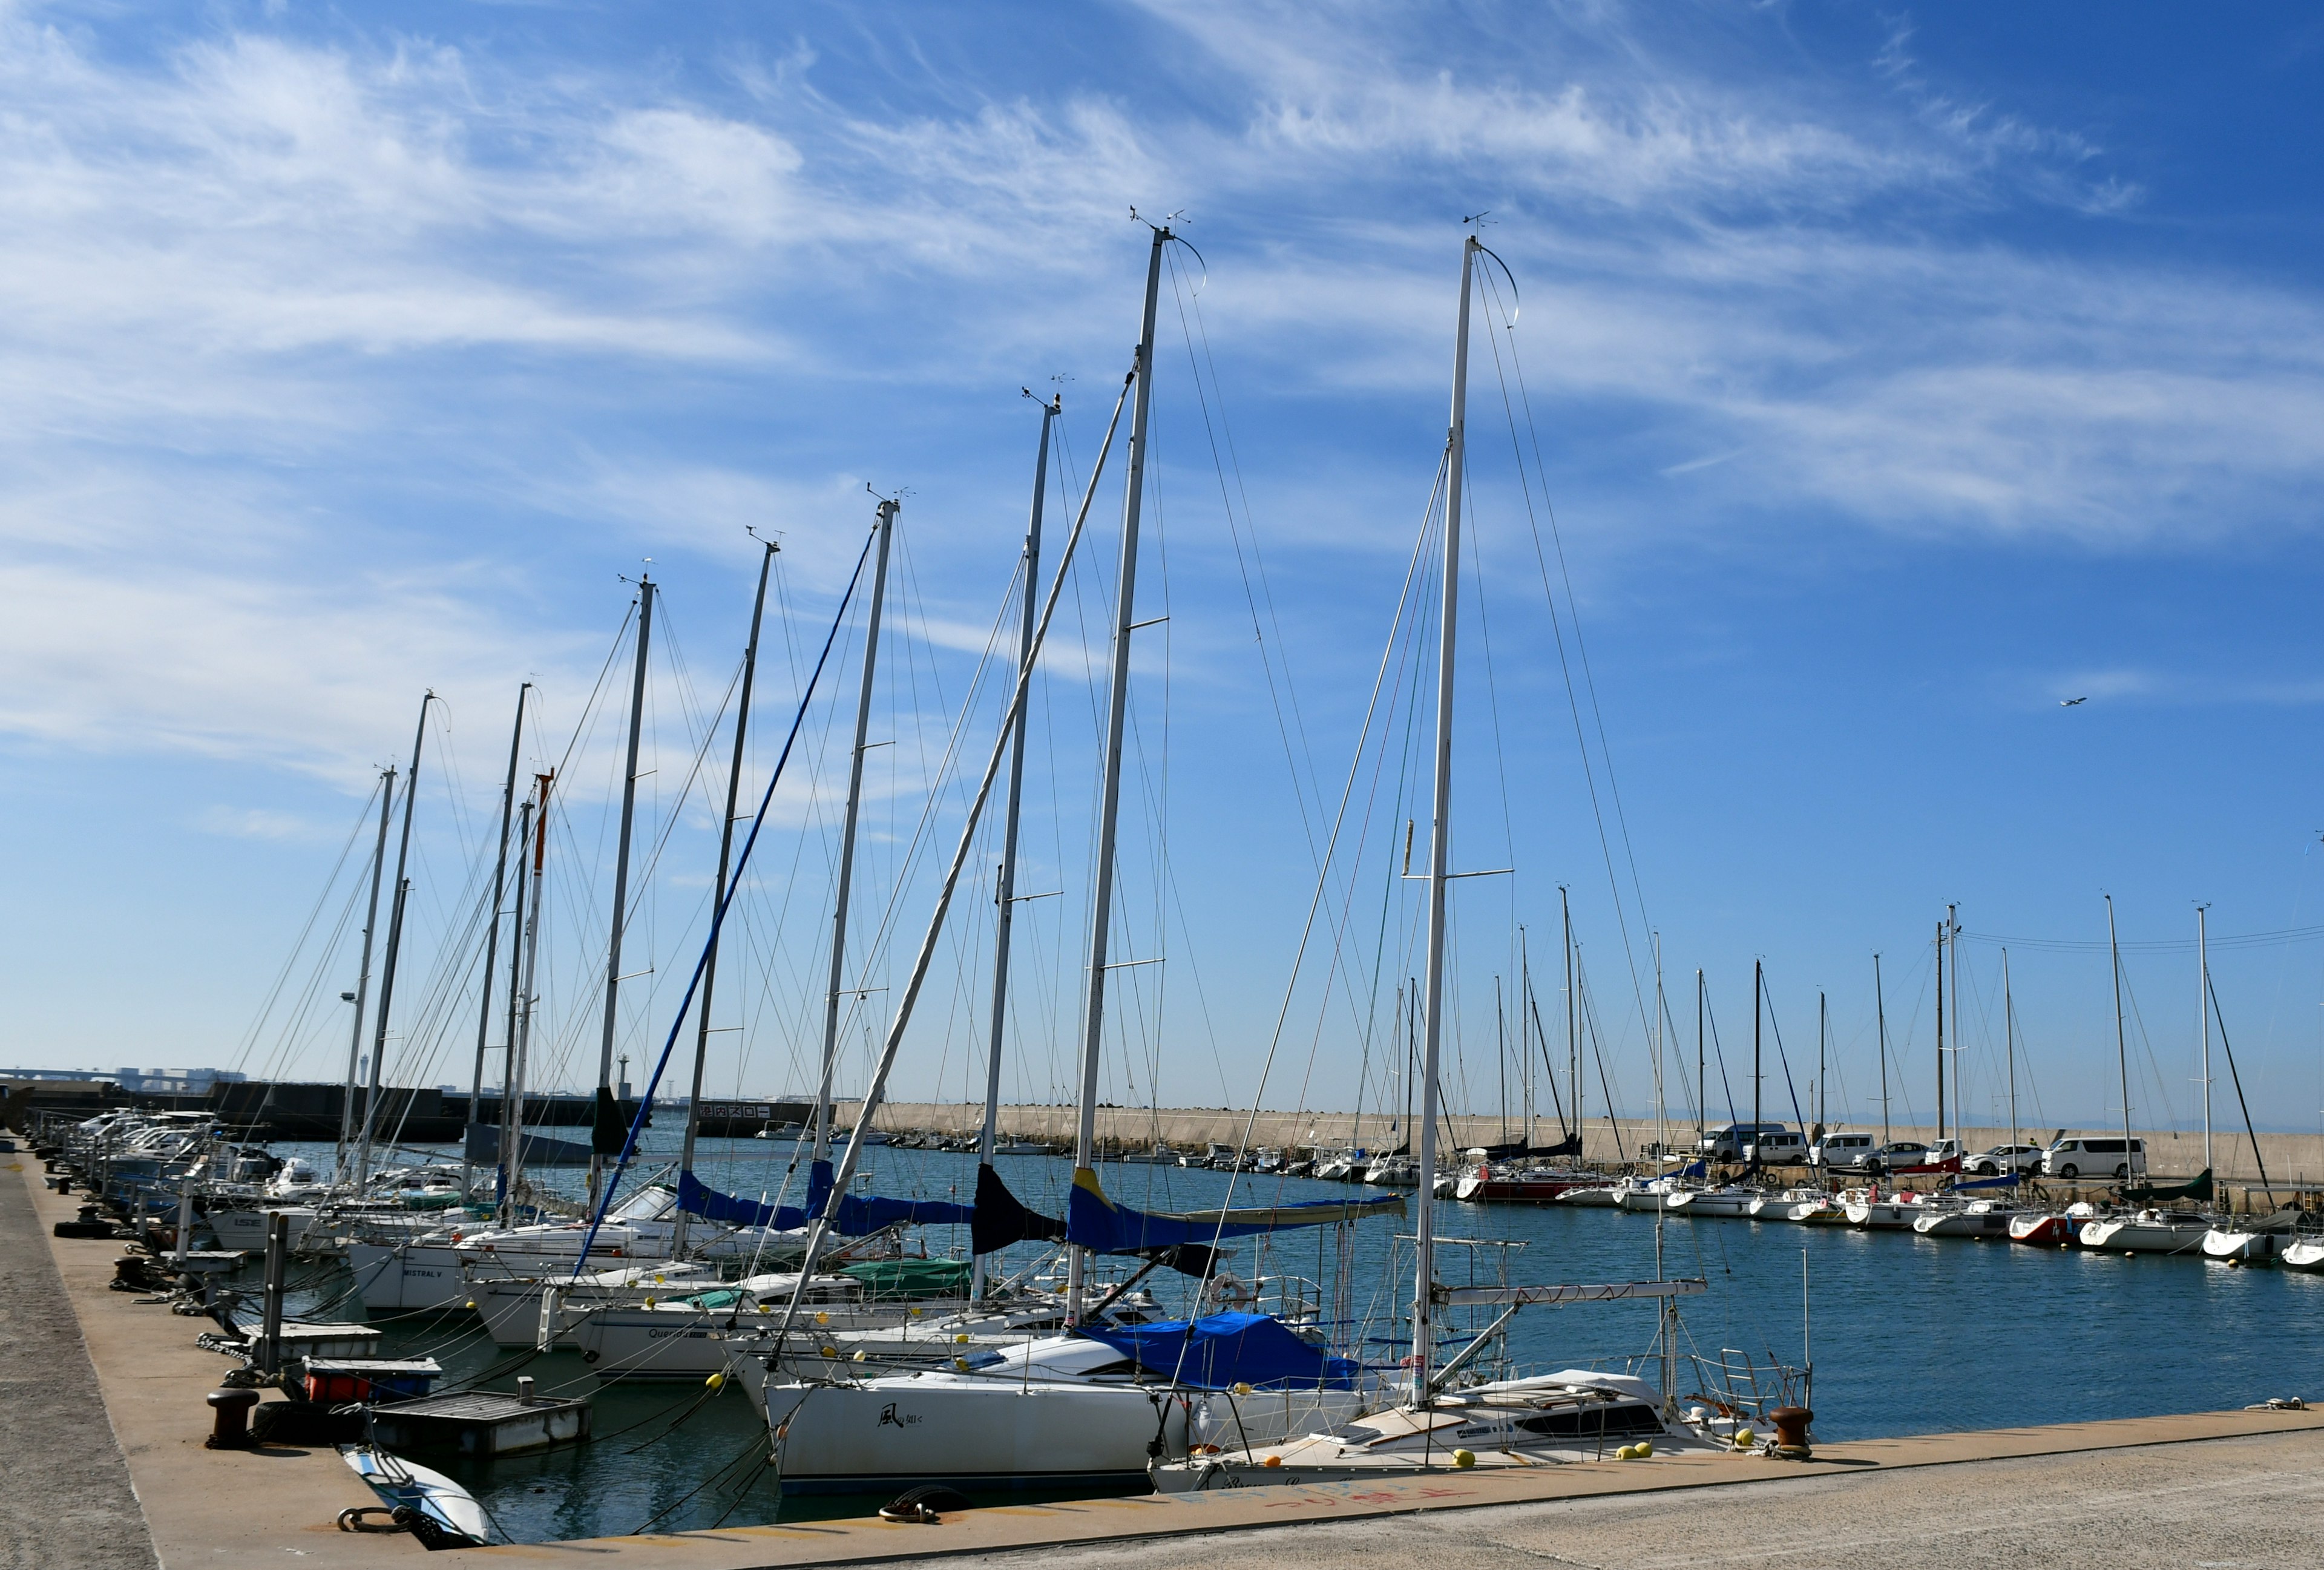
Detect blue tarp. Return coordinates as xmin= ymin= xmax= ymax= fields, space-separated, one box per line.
xmin=1080 ymin=1311 xmax=1362 ymax=1390
xmin=675 ymin=1164 xmax=973 ymax=1236
xmin=1066 ymin=1168 xmax=1404 ymax=1255
xmin=1953 ymin=1172 xmax=2023 ymax=1191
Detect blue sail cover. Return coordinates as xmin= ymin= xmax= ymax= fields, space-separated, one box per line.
xmin=1080 ymin=1311 xmax=1362 ymax=1390
xmin=676 ymin=1163 xmax=972 ymax=1235
xmin=1953 ymin=1172 xmax=2022 ymax=1191
xmin=1065 ymin=1167 xmax=1404 ymax=1255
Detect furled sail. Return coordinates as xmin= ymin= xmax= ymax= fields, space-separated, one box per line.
xmin=675 ymin=1161 xmax=972 ymax=1235
xmin=1065 ymin=1166 xmax=1403 ymax=1255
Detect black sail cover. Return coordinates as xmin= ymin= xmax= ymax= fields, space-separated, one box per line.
xmin=970 ymin=1163 xmax=1066 ymax=1255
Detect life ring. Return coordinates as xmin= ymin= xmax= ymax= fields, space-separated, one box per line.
xmin=1207 ymin=1273 xmax=1255 ymax=1311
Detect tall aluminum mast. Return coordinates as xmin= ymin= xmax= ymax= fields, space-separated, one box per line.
xmin=1067 ymin=224 xmax=1169 ymax=1323
xmin=975 ymin=394 xmax=1058 ymax=1301
xmin=591 ymin=580 xmax=654 ymax=1209
xmin=335 ymin=767 xmax=395 ymax=1181
xmin=1410 ymin=233 xmax=1477 ymax=1404
xmin=501 ymin=775 xmax=551 ymax=1229
xmin=815 ymin=504 xmax=897 ymax=1162
xmin=674 ymin=542 xmax=778 ymax=1256
xmin=463 ymin=683 xmax=528 ymax=1200
xmin=358 ymin=692 xmax=433 ymax=1187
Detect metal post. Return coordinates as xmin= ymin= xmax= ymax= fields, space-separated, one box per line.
xmin=592 ymin=582 xmax=655 ymax=1210
xmin=1410 ymin=234 xmax=1477 ymax=1404
xmin=976 ymin=396 xmax=1056 ymax=1301
xmin=1934 ymin=919 xmax=1946 ymax=1152
xmin=335 ymin=769 xmax=395 ymax=1180
xmin=1751 ymin=959 xmax=1762 ymax=1168
xmin=501 ymin=778 xmax=551 ymax=1229
xmin=2004 ymin=948 xmax=2019 ymax=1169
xmin=675 ymin=544 xmax=777 ymax=1258
xmin=259 ymin=1210 xmax=288 ymax=1376
xmin=2107 ymin=895 xmax=2133 ymax=1183
xmin=812 ymin=507 xmax=896 ymax=1163
xmin=359 ymin=694 xmax=435 ymax=1187
xmin=1069 ymin=225 xmax=1170 ymax=1322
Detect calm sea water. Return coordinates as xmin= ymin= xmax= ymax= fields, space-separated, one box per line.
xmin=273 ymin=1134 xmax=2324 ymax=1543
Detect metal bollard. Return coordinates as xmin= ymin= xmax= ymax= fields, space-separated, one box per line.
xmin=1768 ymin=1405 xmax=1813 ymax=1454
xmin=205 ymin=1387 xmax=260 ymax=1449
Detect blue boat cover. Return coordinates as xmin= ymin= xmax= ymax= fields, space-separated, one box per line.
xmin=1952 ymin=1172 xmax=2022 ymax=1191
xmin=1079 ymin=1311 xmax=1362 ymax=1390
xmin=676 ymin=1164 xmax=973 ymax=1235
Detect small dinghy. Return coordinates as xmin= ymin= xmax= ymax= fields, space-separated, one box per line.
xmin=338 ymin=1441 xmax=491 ymax=1549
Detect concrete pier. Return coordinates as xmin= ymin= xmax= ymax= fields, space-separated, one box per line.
xmin=13 ymin=1148 xmax=2324 ymax=1569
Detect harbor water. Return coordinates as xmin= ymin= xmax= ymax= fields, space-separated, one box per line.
xmin=276 ymin=1134 xmax=2324 ymax=1542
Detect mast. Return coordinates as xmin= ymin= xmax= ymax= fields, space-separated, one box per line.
xmin=336 ymin=767 xmax=395 ymax=1181
xmin=1410 ymin=232 xmax=1477 ymax=1405
xmin=463 ymin=683 xmax=529 ymax=1200
xmin=1946 ymin=905 xmax=1962 ymax=1151
xmin=1874 ymin=952 xmax=1891 ymax=1147
xmin=674 ymin=542 xmax=778 ymax=1257
xmin=1696 ymin=969 xmax=1706 ymax=1151
xmin=1067 ymin=224 xmax=1169 ymax=1322
xmin=1518 ymin=931 xmax=1534 ymax=1143
xmin=816 ymin=505 xmax=898 ymax=1163
xmin=1934 ymin=919 xmax=1946 ymax=1152
xmin=591 ymin=580 xmax=655 ymax=1210
xmin=1751 ymin=959 xmax=1762 ymax=1166
xmin=1561 ymin=885 xmax=1577 ymax=1158
xmin=1495 ymin=976 xmax=1508 ymax=1144
xmin=1816 ymin=991 xmax=1827 ymax=1137
xmin=2106 ymin=894 xmax=2133 ymax=1187
xmin=974 ymin=395 xmax=1057 ymax=1300
xmin=2003 ymin=947 xmax=2019 ymax=1170
xmin=2198 ymin=904 xmax=2212 ymax=1177
xmin=1653 ymin=932 xmax=1674 ymax=1416
xmin=358 ymin=692 xmax=433 ymax=1187
xmin=501 ymin=775 xmax=551 ymax=1229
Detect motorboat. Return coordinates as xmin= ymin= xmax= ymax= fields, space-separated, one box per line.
xmin=1364 ymin=1155 xmax=1422 ymax=1187
xmin=1748 ymin=1187 xmax=1836 ymax=1223
xmin=2280 ymin=1237 xmax=2324 ymax=1272
xmin=1151 ymin=1370 xmax=1716 ymax=1493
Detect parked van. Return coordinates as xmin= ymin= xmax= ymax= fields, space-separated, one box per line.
xmin=1745 ymin=1129 xmax=1807 ymax=1163
xmin=1698 ymin=1122 xmax=1789 ymax=1161
xmin=1808 ymin=1131 xmax=1877 ymax=1170
xmin=2041 ymin=1137 xmax=2147 ymax=1180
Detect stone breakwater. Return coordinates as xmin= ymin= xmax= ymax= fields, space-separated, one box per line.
xmin=836 ymin=1102 xmax=2324 ymax=1187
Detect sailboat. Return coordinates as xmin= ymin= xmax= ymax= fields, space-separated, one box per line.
xmin=2193 ymin=909 xmax=2300 ymax=1263
xmin=2078 ymin=899 xmax=2215 ymax=1256
xmin=1153 ymin=232 xmax=1710 ymax=1494
xmin=727 ymin=230 xmax=1402 ymax=1491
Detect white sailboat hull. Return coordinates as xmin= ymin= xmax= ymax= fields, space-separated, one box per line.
xmin=2079 ymin=1217 xmax=2211 ymax=1255
xmin=347 ymin=1243 xmax=472 ymax=1316
xmin=755 ymin=1376 xmax=1190 ymax=1491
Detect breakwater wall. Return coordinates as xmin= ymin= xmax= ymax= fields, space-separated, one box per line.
xmin=841 ymin=1102 xmax=2324 ymax=1187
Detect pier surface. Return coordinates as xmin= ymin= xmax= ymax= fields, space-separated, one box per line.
xmin=13 ymin=1153 xmax=2324 ymax=1569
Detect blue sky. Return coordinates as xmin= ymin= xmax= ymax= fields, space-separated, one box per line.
xmin=7 ymin=2 xmax=2324 ymax=1145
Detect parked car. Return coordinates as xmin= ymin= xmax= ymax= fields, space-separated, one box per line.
xmin=1965 ymin=1144 xmax=2046 ymax=1176
xmin=1808 ymin=1132 xmax=1877 ymax=1171
xmin=1699 ymin=1122 xmax=1790 ymax=1162
xmin=1742 ymin=1129 xmax=1807 ymax=1164
xmin=1922 ymin=1138 xmax=1966 ymax=1166
xmin=2042 ymin=1137 xmax=2147 ymax=1180
xmin=1864 ymin=1140 xmax=1929 ymax=1174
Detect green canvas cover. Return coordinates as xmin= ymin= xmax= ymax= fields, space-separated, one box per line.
xmin=838 ymin=1258 xmax=972 ymax=1301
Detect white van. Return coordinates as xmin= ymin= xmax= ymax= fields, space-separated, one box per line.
xmin=1744 ymin=1129 xmax=1807 ymax=1164
xmin=1699 ymin=1122 xmax=1789 ymax=1161
xmin=1808 ymin=1132 xmax=1876 ymax=1171
xmin=2041 ymin=1137 xmax=2147 ymax=1180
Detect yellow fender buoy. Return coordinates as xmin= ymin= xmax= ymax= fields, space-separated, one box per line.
xmin=705 ymin=1371 xmax=726 ymax=1391
xmin=1261 ymin=1454 xmax=1282 ymax=1468
xmin=1451 ymin=1449 xmax=1475 ymax=1468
